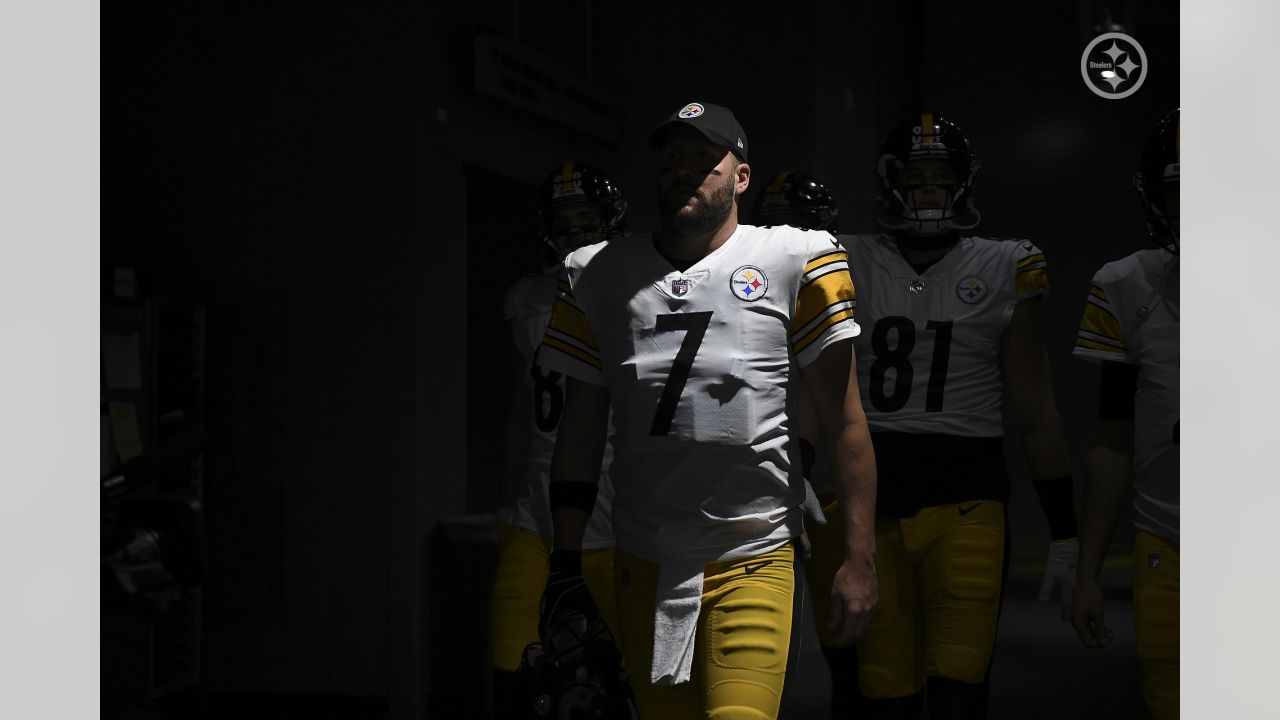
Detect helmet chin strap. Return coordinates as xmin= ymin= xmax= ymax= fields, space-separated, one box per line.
xmin=879 ymin=186 xmax=981 ymax=236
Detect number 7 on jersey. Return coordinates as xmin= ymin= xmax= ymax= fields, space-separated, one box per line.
xmin=649 ymin=311 xmax=713 ymax=436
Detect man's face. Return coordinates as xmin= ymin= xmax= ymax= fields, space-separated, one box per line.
xmin=896 ymin=158 xmax=959 ymax=212
xmin=656 ymin=126 xmax=742 ymax=234
xmin=551 ymin=202 xmax=606 ymax=254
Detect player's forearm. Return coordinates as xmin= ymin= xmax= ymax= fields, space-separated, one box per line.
xmin=551 ymin=507 xmax=590 ymax=552
xmin=1018 ymin=404 xmax=1073 ymax=481
xmin=1077 ymin=444 xmax=1133 ymax=581
xmin=834 ymin=423 xmax=877 ymax=562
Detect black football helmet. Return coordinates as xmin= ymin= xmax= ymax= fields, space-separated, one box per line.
xmin=536 ymin=162 xmax=628 ymax=266
xmin=515 ymin=609 xmax=637 ymax=719
xmin=875 ymin=113 xmax=981 ymax=235
xmin=1134 ymin=109 xmax=1180 ymax=253
xmin=752 ymin=170 xmax=839 ymax=232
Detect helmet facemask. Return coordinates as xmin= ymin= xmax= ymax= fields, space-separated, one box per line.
xmin=1134 ymin=109 xmax=1180 ymax=255
xmin=536 ymin=162 xmax=629 ymax=268
xmin=877 ymin=153 xmax=981 ymax=236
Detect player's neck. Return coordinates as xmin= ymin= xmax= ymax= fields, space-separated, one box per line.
xmin=894 ymin=229 xmax=959 ymax=267
xmin=656 ymin=214 xmax=739 ymax=269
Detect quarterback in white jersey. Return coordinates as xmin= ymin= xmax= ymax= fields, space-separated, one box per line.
xmin=1071 ymin=109 xmax=1180 ymax=720
xmin=489 ymin=162 xmax=633 ymax=719
xmin=536 ymin=102 xmax=878 ymax=720
xmin=803 ymin=114 xmax=1078 ymax=719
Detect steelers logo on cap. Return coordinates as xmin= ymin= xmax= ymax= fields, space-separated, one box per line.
xmin=730 ymin=265 xmax=768 ymax=302
xmin=679 ymin=103 xmax=705 ymax=119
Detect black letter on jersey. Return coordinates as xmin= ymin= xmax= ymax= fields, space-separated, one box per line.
xmin=869 ymin=317 xmax=953 ymax=413
xmin=531 ymin=364 xmax=564 ymax=432
xmin=869 ymin=316 xmax=916 ymax=412
xmin=924 ymin=320 xmax=953 ymax=411
xmin=649 ymin=311 xmax=713 ymax=436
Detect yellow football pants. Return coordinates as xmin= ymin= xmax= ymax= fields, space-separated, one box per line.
xmin=806 ymin=498 xmax=1005 ymax=698
xmin=1133 ymin=530 xmax=1179 ymax=720
xmin=614 ymin=543 xmax=796 ymax=720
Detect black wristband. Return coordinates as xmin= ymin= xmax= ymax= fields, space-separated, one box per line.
xmin=549 ymin=481 xmax=599 ymax=514
xmin=1032 ymin=475 xmax=1079 ymax=541
xmin=548 ymin=549 xmax=582 ymax=577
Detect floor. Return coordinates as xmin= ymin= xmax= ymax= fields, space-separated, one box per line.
xmin=779 ymin=558 xmax=1147 ymax=719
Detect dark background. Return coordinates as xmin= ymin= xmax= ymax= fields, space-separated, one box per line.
xmin=102 ymin=1 xmax=1178 ymax=718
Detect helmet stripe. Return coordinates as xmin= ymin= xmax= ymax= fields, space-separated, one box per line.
xmin=921 ymin=113 xmax=935 ymax=144
xmin=769 ymin=170 xmax=791 ymax=194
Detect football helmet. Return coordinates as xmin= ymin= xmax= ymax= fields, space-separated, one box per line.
xmin=516 ymin=609 xmax=638 ymax=719
xmin=875 ymin=113 xmax=981 ymax=235
xmin=752 ymin=170 xmax=840 ymax=232
xmin=1134 ymin=109 xmax=1180 ymax=253
xmin=536 ymin=162 xmax=628 ymax=266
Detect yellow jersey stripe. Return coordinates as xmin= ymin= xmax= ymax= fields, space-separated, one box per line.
xmin=793 ymin=308 xmax=856 ymax=355
xmin=546 ymin=297 xmax=600 ymax=351
xmin=1015 ymin=267 xmax=1048 ymax=296
xmin=543 ymin=336 xmax=602 ymax=371
xmin=1089 ymin=284 xmax=1108 ymax=301
xmin=804 ymin=250 xmax=847 ymax=274
xmin=1016 ymin=253 xmax=1047 ymax=269
xmin=1079 ymin=302 xmax=1123 ymax=345
xmin=1074 ymin=337 xmax=1126 ymax=355
xmin=794 ymin=270 xmax=856 ymax=334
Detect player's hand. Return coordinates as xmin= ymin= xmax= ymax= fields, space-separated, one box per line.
xmin=538 ymin=550 xmax=602 ymax=653
xmin=1038 ymin=538 xmax=1080 ymax=620
xmin=827 ymin=555 xmax=878 ymax=646
xmin=1070 ymin=578 xmax=1113 ymax=649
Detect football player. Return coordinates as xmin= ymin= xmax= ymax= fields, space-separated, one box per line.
xmin=489 ymin=162 xmax=629 ymax=718
xmin=1070 ymin=109 xmax=1180 ymax=720
xmin=803 ymin=114 xmax=1080 ymax=718
xmin=752 ymin=169 xmax=840 ymax=233
xmin=535 ymin=102 xmax=879 ymax=719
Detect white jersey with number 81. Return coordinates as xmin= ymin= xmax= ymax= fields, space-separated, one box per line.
xmin=838 ymin=233 xmax=1049 ymax=437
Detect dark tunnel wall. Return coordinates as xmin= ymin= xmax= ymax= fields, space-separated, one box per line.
xmin=103 ymin=1 xmax=1177 ymax=716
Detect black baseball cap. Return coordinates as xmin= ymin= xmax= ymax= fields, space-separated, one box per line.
xmin=647 ymin=102 xmax=749 ymax=162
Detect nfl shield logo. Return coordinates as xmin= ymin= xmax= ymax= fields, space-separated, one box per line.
xmin=671 ymin=278 xmax=690 ymax=297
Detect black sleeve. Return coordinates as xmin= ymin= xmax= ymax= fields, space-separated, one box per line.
xmin=1096 ymin=360 xmax=1138 ymax=420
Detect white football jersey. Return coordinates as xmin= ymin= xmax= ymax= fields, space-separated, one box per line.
xmin=838 ymin=233 xmax=1049 ymax=436
xmin=538 ymin=224 xmax=860 ymax=565
xmin=503 ymin=270 xmax=615 ymax=549
xmin=1074 ymin=250 xmax=1179 ymax=542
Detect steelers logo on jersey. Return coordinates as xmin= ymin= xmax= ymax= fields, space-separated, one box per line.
xmin=678 ymin=103 xmax=705 ymax=118
xmin=730 ymin=265 xmax=769 ymax=302
xmin=956 ymin=274 xmax=990 ymax=304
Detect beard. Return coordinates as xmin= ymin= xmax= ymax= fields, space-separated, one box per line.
xmin=658 ymin=171 xmax=736 ymax=237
